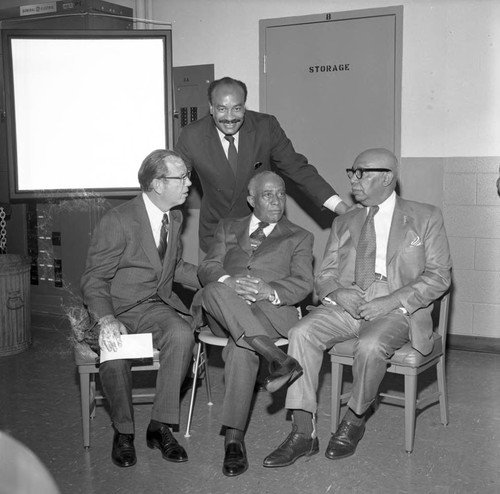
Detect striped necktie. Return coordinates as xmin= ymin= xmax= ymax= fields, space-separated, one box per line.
xmin=250 ymin=221 xmax=270 ymax=251
xmin=157 ymin=213 xmax=169 ymax=261
xmin=355 ymin=206 xmax=379 ymax=290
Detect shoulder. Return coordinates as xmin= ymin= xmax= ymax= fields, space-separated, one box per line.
xmin=279 ymin=216 xmax=313 ymax=241
xmin=177 ymin=114 xmax=212 ymax=137
xmin=396 ymin=197 xmax=442 ymax=218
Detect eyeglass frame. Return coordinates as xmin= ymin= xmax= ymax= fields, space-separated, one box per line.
xmin=346 ymin=168 xmax=392 ymax=180
xmin=157 ymin=171 xmax=192 ymax=183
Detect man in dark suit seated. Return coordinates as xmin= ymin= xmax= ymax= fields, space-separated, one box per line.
xmin=81 ymin=150 xmax=200 ymax=468
xmin=263 ymin=148 xmax=452 ymax=467
xmin=196 ymin=171 xmax=314 ymax=477
xmin=175 ymin=76 xmax=348 ymax=255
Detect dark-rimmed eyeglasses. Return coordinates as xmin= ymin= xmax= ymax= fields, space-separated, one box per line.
xmin=158 ymin=171 xmax=191 ymax=183
xmin=346 ymin=168 xmax=391 ymax=180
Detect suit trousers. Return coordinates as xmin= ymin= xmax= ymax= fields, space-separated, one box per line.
xmin=99 ymin=302 xmax=194 ymax=434
xmin=286 ymin=281 xmax=410 ymax=416
xmin=201 ymin=281 xmax=283 ymax=430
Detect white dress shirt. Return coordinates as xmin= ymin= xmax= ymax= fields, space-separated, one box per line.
xmin=142 ymin=192 xmax=169 ymax=248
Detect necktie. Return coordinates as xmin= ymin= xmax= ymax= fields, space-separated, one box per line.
xmin=355 ymin=206 xmax=379 ymax=290
xmin=157 ymin=213 xmax=169 ymax=261
xmin=224 ymin=135 xmax=238 ymax=174
xmin=250 ymin=221 xmax=269 ymax=251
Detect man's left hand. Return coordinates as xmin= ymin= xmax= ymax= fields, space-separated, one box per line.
xmin=358 ymin=295 xmax=401 ymax=321
xmin=233 ymin=275 xmax=273 ymax=303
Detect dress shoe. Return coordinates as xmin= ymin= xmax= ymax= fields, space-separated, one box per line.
xmin=264 ymin=356 xmax=303 ymax=393
xmin=111 ymin=431 xmax=137 ymax=468
xmin=263 ymin=425 xmax=319 ymax=468
xmin=222 ymin=441 xmax=248 ymax=477
xmin=146 ymin=423 xmax=188 ymax=462
xmin=325 ymin=419 xmax=365 ymax=460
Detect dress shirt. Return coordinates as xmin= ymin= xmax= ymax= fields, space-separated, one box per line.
xmin=215 ymin=127 xmax=342 ymax=212
xmin=143 ymin=192 xmax=169 ymax=248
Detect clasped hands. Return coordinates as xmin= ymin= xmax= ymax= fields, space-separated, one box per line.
xmin=328 ymin=288 xmax=400 ymax=321
xmin=223 ymin=275 xmax=273 ymax=305
xmin=98 ymin=315 xmax=128 ymax=352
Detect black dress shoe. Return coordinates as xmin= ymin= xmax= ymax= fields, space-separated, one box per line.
xmin=222 ymin=441 xmax=248 ymax=477
xmin=264 ymin=356 xmax=303 ymax=393
xmin=263 ymin=425 xmax=319 ymax=468
xmin=325 ymin=419 xmax=365 ymax=460
xmin=146 ymin=423 xmax=188 ymax=462
xmin=112 ymin=431 xmax=137 ymax=468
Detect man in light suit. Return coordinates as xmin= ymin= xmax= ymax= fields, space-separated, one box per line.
xmin=81 ymin=150 xmax=200 ymax=468
xmin=264 ymin=148 xmax=452 ymax=467
xmin=175 ymin=76 xmax=348 ymax=254
xmin=196 ymin=171 xmax=314 ymax=476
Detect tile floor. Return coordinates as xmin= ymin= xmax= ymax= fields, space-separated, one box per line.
xmin=0 ymin=314 xmax=499 ymax=494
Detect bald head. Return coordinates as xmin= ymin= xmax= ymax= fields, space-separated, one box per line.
xmin=349 ymin=148 xmax=398 ymax=206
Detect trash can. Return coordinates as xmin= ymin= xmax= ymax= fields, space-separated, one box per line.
xmin=0 ymin=254 xmax=31 ymax=356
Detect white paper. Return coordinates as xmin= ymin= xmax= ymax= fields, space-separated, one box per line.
xmin=100 ymin=333 xmax=154 ymax=363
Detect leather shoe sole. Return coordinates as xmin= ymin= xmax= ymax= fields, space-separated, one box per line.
xmin=265 ymin=358 xmax=303 ymax=393
xmin=222 ymin=441 xmax=248 ymax=477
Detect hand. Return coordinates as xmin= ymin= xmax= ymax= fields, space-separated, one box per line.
xmin=98 ymin=315 xmax=128 ymax=352
xmin=358 ymin=295 xmax=401 ymax=321
xmin=334 ymin=201 xmax=349 ymax=215
xmin=330 ymin=288 xmax=365 ymax=319
xmin=223 ymin=275 xmax=273 ymax=304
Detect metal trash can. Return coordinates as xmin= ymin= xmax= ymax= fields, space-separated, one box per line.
xmin=0 ymin=254 xmax=31 ymax=356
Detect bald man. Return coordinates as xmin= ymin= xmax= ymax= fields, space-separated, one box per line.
xmin=264 ymin=148 xmax=452 ymax=467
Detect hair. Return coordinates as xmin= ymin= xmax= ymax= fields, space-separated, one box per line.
xmin=248 ymin=171 xmax=284 ymax=196
xmin=208 ymin=76 xmax=248 ymax=105
xmin=138 ymin=149 xmax=183 ymax=192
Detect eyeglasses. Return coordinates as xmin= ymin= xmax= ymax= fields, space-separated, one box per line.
xmin=346 ymin=168 xmax=392 ymax=180
xmin=158 ymin=171 xmax=191 ymax=183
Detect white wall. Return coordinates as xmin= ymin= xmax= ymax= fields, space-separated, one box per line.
xmin=152 ymin=0 xmax=500 ymax=158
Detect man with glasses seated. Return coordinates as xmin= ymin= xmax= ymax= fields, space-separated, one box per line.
xmin=81 ymin=149 xmax=200 ymax=468
xmin=264 ymin=148 xmax=452 ymax=467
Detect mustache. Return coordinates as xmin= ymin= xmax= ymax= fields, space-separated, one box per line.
xmin=219 ymin=119 xmax=241 ymax=124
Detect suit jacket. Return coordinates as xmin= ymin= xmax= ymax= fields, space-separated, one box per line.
xmin=197 ymin=214 xmax=314 ymax=334
xmin=81 ymin=195 xmax=200 ymax=329
xmin=315 ymin=196 xmax=452 ymax=355
xmin=175 ymin=110 xmax=336 ymax=252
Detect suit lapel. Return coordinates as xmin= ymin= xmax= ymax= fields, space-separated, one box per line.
xmin=231 ymin=120 xmax=256 ymax=208
xmin=235 ymin=215 xmax=253 ymax=254
xmin=204 ymin=122 xmax=234 ymax=178
xmin=348 ymin=208 xmax=368 ymax=249
xmin=387 ymin=198 xmax=411 ymax=265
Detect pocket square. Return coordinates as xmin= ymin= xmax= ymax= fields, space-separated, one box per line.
xmin=410 ymin=235 xmax=422 ymax=247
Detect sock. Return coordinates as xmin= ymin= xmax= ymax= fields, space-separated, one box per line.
xmin=344 ymin=408 xmax=365 ymax=426
xmin=149 ymin=419 xmax=168 ymax=431
xmin=225 ymin=427 xmax=245 ymax=446
xmin=243 ymin=335 xmax=287 ymax=364
xmin=293 ymin=410 xmax=314 ymax=437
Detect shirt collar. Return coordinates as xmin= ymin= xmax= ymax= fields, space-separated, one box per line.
xmin=216 ymin=127 xmax=240 ymax=147
xmin=143 ymin=192 xmax=169 ymax=225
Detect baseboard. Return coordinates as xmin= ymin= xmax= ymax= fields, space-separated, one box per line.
xmin=448 ymin=335 xmax=500 ymax=354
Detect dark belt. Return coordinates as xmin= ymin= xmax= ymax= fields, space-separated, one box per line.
xmin=374 ymin=273 xmax=388 ymax=282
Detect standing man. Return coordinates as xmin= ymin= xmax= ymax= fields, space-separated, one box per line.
xmin=175 ymin=76 xmax=348 ymax=254
xmin=264 ymin=148 xmax=452 ymax=467
xmin=195 ymin=171 xmax=313 ymax=477
xmin=81 ymin=150 xmax=200 ymax=468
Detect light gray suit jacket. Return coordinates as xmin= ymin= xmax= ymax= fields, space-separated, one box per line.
xmin=316 ymin=196 xmax=452 ymax=355
xmin=81 ymin=195 xmax=200 ymax=329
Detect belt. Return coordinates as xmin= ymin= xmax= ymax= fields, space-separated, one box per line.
xmin=374 ymin=273 xmax=388 ymax=282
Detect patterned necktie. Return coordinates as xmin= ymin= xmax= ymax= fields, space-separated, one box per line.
xmin=250 ymin=221 xmax=269 ymax=251
xmin=157 ymin=213 xmax=169 ymax=261
xmin=355 ymin=206 xmax=379 ymax=290
xmin=224 ymin=135 xmax=238 ymax=174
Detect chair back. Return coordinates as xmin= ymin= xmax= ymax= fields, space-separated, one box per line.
xmin=436 ymin=291 xmax=451 ymax=349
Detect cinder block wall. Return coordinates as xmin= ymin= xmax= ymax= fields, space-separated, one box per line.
xmin=401 ymin=156 xmax=500 ymax=341
xmin=443 ymin=157 xmax=500 ymax=339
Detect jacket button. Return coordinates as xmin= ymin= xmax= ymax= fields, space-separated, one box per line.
xmin=352 ymin=282 xmax=356 ymax=286
xmin=247 ymin=266 xmax=251 ymax=270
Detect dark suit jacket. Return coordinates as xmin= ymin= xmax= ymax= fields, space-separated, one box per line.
xmin=315 ymin=196 xmax=452 ymax=355
xmin=175 ymin=110 xmax=336 ymax=252
xmin=81 ymin=195 xmax=200 ymax=329
xmin=197 ymin=214 xmax=314 ymax=334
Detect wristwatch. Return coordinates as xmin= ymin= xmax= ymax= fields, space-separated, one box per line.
xmin=268 ymin=291 xmax=276 ymax=303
